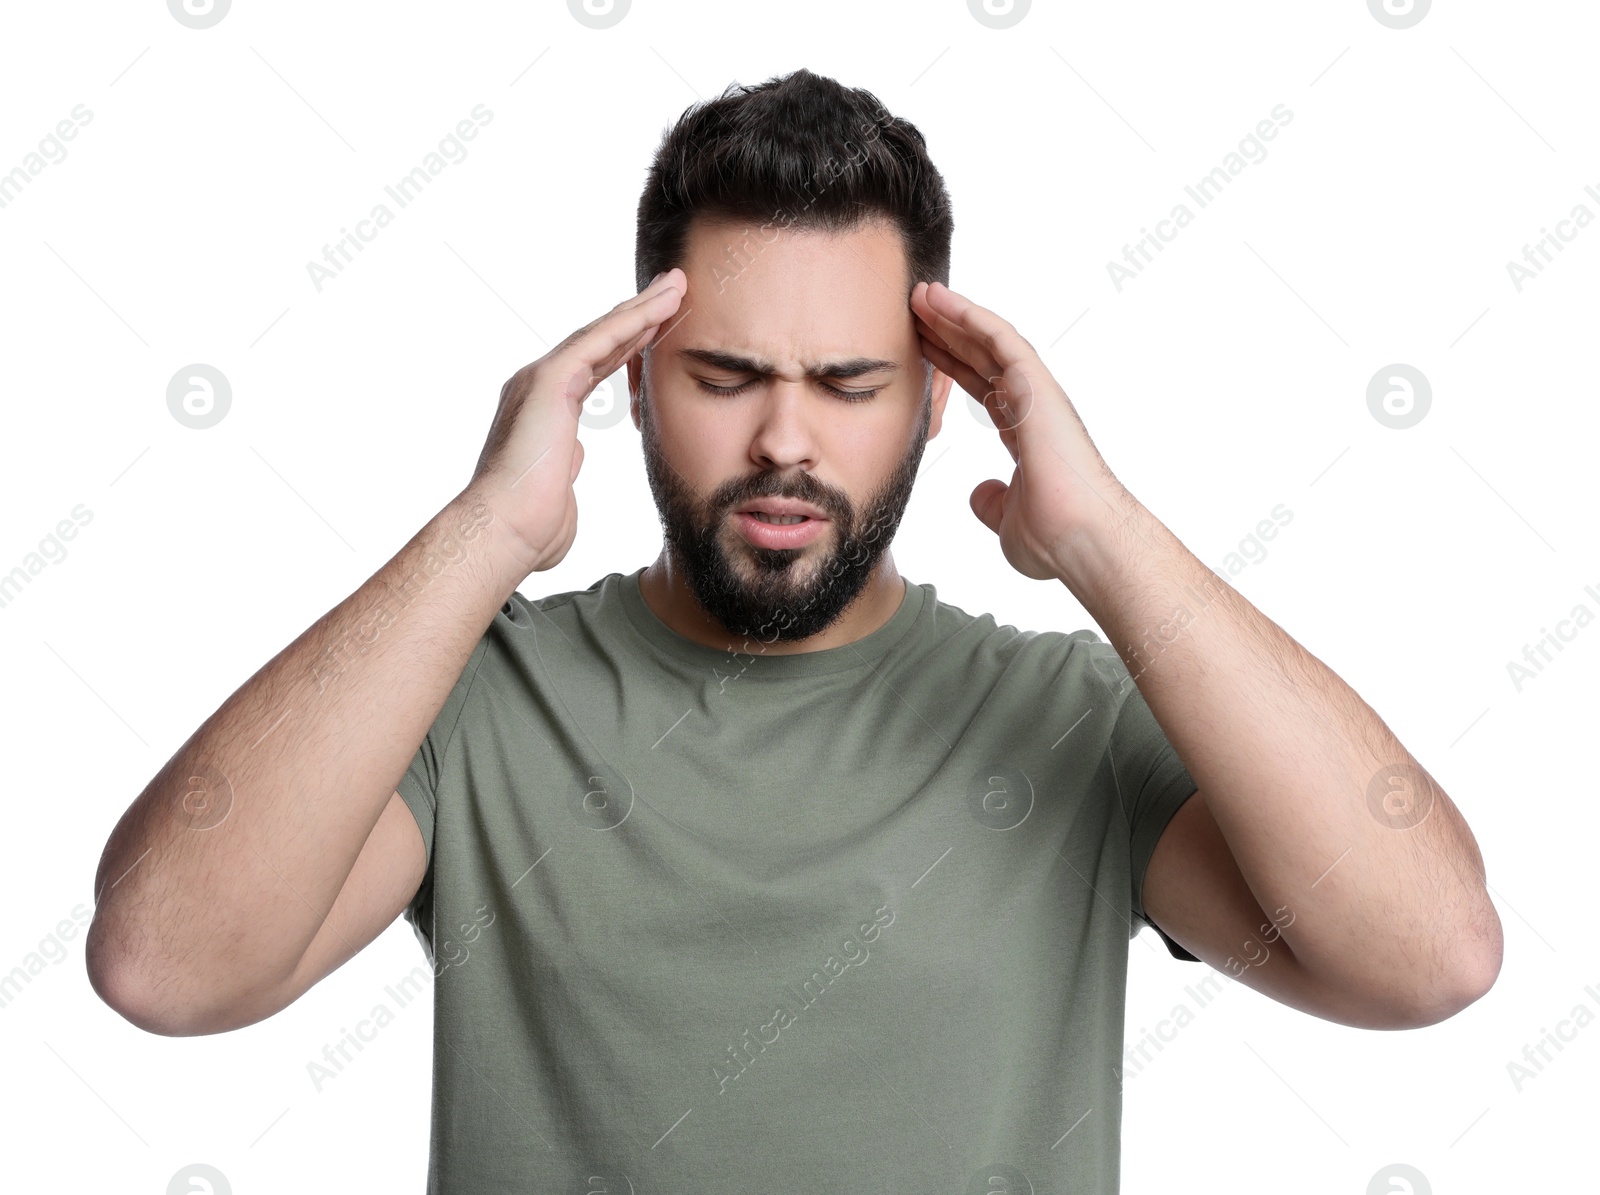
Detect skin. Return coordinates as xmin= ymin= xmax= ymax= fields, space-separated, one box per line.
xmin=625 ymin=215 xmax=953 ymax=655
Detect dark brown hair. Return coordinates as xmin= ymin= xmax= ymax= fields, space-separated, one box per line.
xmin=634 ymin=68 xmax=953 ymax=299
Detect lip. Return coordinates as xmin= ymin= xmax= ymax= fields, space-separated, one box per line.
xmin=734 ymin=498 xmax=830 ymax=520
xmin=734 ymin=510 xmax=829 ymax=549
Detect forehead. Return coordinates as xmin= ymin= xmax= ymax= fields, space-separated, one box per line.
xmin=670 ymin=215 xmax=910 ymax=355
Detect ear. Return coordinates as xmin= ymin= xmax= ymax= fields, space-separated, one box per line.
xmin=627 ymin=353 xmax=643 ymax=432
xmin=926 ymin=362 xmax=954 ymax=441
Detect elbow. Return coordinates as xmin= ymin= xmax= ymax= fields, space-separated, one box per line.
xmin=86 ymin=958 xmax=174 ymax=1038
xmin=1396 ymin=971 xmax=1496 ymax=1029
xmin=86 ymin=935 xmax=289 ymax=1038
xmin=1443 ymin=949 xmax=1504 ymax=1024
xmin=1443 ymin=908 xmax=1505 ymax=1017
xmin=85 ymin=919 xmax=212 ymax=1038
xmin=1398 ymin=922 xmax=1505 ymax=1029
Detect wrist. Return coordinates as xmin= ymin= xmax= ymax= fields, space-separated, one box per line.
xmin=1047 ymin=484 xmax=1155 ymax=608
xmin=438 ymin=489 xmax=540 ymax=587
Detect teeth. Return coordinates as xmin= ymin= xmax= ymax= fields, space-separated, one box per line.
xmin=751 ymin=512 xmax=807 ymax=525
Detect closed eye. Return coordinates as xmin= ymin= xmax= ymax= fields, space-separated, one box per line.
xmin=696 ymin=379 xmax=881 ymax=403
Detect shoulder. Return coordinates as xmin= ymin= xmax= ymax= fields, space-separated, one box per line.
xmin=908 ymin=584 xmax=1121 ymax=707
xmin=915 ymin=582 xmax=1102 ymax=663
xmin=498 ymin=571 xmax=618 ymax=628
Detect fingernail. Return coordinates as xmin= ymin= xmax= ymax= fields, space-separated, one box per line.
xmin=648 ymin=271 xmax=665 ymax=285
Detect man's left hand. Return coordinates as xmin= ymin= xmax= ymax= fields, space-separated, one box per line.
xmin=911 ymin=279 xmax=1137 ymax=582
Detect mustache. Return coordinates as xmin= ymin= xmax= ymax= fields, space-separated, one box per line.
xmin=717 ymin=478 xmax=843 ymax=520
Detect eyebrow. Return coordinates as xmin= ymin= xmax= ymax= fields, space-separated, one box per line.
xmin=674 ymin=347 xmax=901 ymax=381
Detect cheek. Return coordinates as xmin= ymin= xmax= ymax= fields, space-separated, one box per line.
xmin=836 ymin=413 xmax=911 ymax=482
xmin=652 ymin=395 xmax=743 ymax=494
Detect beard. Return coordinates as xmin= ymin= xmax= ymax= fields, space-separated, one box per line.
xmin=637 ymin=375 xmax=932 ymax=645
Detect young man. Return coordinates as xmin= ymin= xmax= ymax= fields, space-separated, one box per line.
xmin=87 ymin=69 xmax=1500 ymax=1193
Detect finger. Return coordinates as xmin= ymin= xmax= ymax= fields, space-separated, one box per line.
xmin=559 ymin=269 xmax=682 ymax=349
xmin=629 ymin=267 xmax=684 ymax=304
xmin=916 ymin=330 xmax=990 ymax=404
xmin=618 ymin=322 xmax=662 ymax=367
xmin=969 ymin=478 xmax=1008 ymax=536
xmin=598 ymin=317 xmax=671 ymax=387
xmin=918 ymin=281 xmax=1034 ymax=374
xmin=577 ymin=269 xmax=684 ymax=351
xmin=915 ymin=299 xmax=998 ymax=383
xmin=562 ymin=286 xmax=684 ymax=400
xmin=912 ymin=282 xmax=1002 ymax=378
xmin=912 ymin=290 xmax=1002 ymax=383
xmin=919 ymin=332 xmax=1022 ymax=461
xmin=914 ymin=322 xmax=997 ymax=404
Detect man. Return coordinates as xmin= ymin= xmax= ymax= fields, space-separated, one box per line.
xmin=87 ymin=69 xmax=1500 ymax=1192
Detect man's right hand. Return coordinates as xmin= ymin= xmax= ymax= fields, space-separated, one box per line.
xmin=84 ymin=276 xmax=690 ymax=1037
xmin=464 ymin=267 xmax=686 ymax=574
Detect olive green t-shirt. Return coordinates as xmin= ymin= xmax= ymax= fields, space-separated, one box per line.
xmin=397 ymin=567 xmax=1199 ymax=1193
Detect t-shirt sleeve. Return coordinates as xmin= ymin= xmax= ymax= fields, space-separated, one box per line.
xmin=394 ymin=634 xmax=492 ymax=954
xmin=1087 ymin=638 xmax=1202 ymax=963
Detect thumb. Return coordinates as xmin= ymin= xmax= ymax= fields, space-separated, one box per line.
xmin=969 ymin=479 xmax=1007 ymax=535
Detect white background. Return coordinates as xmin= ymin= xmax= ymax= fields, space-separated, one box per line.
xmin=1 ymin=1 xmax=1594 ymax=1191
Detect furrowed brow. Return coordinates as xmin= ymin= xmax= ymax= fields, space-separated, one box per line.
xmin=676 ymin=347 xmax=900 ymax=381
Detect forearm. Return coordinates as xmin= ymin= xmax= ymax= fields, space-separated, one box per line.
xmin=1055 ymin=492 xmax=1501 ymax=1013
xmin=87 ymin=490 xmax=529 ymax=1020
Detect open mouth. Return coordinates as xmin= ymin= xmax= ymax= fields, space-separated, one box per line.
xmin=733 ymin=509 xmax=829 ymax=547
